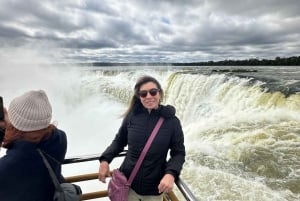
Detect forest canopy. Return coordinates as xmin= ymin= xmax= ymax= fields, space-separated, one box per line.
xmin=89 ymin=56 xmax=300 ymax=66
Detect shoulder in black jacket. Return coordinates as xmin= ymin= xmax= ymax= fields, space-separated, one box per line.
xmin=100 ymin=104 xmax=185 ymax=195
xmin=0 ymin=128 xmax=67 ymax=201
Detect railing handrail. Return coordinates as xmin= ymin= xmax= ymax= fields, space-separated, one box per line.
xmin=176 ymin=178 xmax=198 ymax=201
xmin=63 ymin=151 xmax=127 ymax=164
xmin=63 ymin=151 xmax=198 ymax=201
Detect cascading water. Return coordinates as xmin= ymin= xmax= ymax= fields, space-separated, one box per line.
xmin=1 ymin=60 xmax=300 ymax=200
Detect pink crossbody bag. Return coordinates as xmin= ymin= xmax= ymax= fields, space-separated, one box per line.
xmin=107 ymin=117 xmax=164 ymax=201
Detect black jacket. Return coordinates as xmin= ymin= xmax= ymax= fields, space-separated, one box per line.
xmin=0 ymin=128 xmax=67 ymax=201
xmin=100 ymin=104 xmax=185 ymax=195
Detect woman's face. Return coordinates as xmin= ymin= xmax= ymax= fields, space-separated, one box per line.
xmin=138 ymin=81 xmax=160 ymax=112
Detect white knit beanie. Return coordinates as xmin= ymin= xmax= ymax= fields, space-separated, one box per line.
xmin=8 ymin=90 xmax=52 ymax=132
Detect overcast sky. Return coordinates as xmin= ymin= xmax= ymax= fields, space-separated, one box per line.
xmin=0 ymin=0 xmax=300 ymax=63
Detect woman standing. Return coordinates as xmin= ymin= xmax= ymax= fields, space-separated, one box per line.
xmin=0 ymin=90 xmax=67 ymax=201
xmin=98 ymin=75 xmax=185 ymax=201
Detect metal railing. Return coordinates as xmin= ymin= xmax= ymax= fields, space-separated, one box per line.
xmin=63 ymin=151 xmax=198 ymax=201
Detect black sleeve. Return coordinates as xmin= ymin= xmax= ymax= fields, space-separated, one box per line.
xmin=165 ymin=117 xmax=186 ymax=181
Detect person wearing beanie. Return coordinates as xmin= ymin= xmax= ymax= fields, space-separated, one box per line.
xmin=0 ymin=90 xmax=67 ymax=201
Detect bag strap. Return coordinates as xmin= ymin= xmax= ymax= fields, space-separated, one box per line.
xmin=127 ymin=117 xmax=164 ymax=184
xmin=37 ymin=149 xmax=63 ymax=192
xmin=39 ymin=149 xmax=62 ymax=164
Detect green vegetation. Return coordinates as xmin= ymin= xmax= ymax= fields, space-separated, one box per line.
xmin=172 ymin=56 xmax=300 ymax=66
xmin=72 ymin=56 xmax=300 ymax=66
xmin=76 ymin=56 xmax=300 ymax=66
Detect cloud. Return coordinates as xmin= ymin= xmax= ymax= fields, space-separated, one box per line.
xmin=0 ymin=0 xmax=299 ymax=63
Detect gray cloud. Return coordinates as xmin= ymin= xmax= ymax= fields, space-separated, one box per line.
xmin=0 ymin=0 xmax=299 ymax=63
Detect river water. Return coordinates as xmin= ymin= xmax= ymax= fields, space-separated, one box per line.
xmin=1 ymin=64 xmax=299 ymax=201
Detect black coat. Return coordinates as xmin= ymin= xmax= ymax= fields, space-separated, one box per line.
xmin=100 ymin=105 xmax=185 ymax=195
xmin=0 ymin=128 xmax=67 ymax=201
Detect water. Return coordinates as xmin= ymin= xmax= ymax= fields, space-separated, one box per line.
xmin=1 ymin=60 xmax=300 ymax=200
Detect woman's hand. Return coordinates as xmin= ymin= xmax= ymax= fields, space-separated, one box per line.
xmin=158 ymin=173 xmax=175 ymax=194
xmin=0 ymin=107 xmax=8 ymax=129
xmin=0 ymin=121 xmax=5 ymax=128
xmin=98 ymin=161 xmax=110 ymax=183
xmin=0 ymin=108 xmax=8 ymax=145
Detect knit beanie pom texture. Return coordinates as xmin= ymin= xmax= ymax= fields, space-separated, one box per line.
xmin=8 ymin=90 xmax=52 ymax=132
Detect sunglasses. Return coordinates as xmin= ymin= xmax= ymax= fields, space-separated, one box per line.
xmin=138 ymin=88 xmax=160 ymax=98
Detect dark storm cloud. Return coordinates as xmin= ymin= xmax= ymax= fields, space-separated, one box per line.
xmin=0 ymin=0 xmax=299 ymax=62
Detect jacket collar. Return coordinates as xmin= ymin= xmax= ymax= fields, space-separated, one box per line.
xmin=133 ymin=104 xmax=176 ymax=119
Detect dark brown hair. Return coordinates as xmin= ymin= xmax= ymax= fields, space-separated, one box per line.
xmin=123 ymin=75 xmax=164 ymax=117
xmin=2 ymin=123 xmax=56 ymax=148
